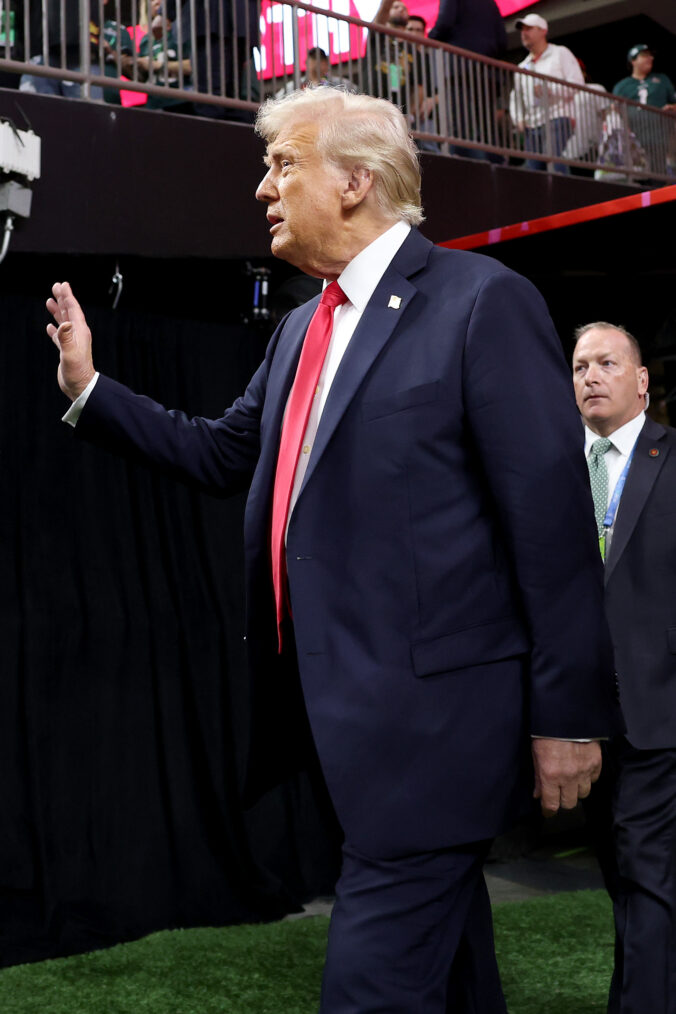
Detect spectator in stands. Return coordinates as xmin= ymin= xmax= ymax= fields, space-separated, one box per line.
xmin=164 ymin=0 xmax=258 ymax=121
xmin=413 ymin=1 xmax=506 ymax=161
xmin=275 ymin=47 xmax=354 ymax=98
xmin=369 ymin=0 xmax=424 ymax=119
xmin=19 ymin=0 xmax=133 ymax=102
xmin=428 ymin=0 xmax=506 ymax=59
xmin=562 ymin=60 xmax=610 ymax=167
xmin=129 ymin=0 xmax=192 ymax=110
xmin=509 ymin=12 xmax=584 ymax=174
xmin=404 ymin=14 xmax=439 ymax=152
xmin=613 ymin=45 xmax=676 ymax=112
xmin=612 ymin=45 xmax=676 ymax=179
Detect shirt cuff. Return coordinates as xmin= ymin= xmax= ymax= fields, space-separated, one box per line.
xmin=531 ymin=736 xmax=606 ymax=743
xmin=62 ymin=372 xmax=100 ymax=428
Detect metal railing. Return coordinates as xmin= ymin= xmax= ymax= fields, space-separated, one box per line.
xmin=1 ymin=0 xmax=674 ymax=183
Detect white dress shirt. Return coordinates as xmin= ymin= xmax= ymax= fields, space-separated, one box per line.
xmin=584 ymin=411 xmax=646 ymax=509
xmin=287 ymin=220 xmax=410 ymax=521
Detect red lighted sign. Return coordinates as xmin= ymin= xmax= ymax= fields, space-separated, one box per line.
xmin=255 ymin=0 xmax=536 ymax=79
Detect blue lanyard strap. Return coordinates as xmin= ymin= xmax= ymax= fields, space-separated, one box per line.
xmin=603 ymin=444 xmax=636 ymax=530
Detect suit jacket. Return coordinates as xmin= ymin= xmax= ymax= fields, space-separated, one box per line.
xmin=428 ymin=0 xmax=507 ymax=58
xmin=75 ymin=229 xmax=621 ymax=858
xmin=604 ymin=416 xmax=676 ymax=750
xmin=165 ymin=0 xmax=257 ymax=41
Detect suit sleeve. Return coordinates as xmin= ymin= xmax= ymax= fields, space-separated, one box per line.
xmin=463 ymin=269 xmax=621 ymax=738
xmin=74 ymin=322 xmax=283 ymax=497
xmin=428 ymin=0 xmax=458 ymax=42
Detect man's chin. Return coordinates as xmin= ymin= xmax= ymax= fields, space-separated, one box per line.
xmin=270 ymin=235 xmax=290 ymax=261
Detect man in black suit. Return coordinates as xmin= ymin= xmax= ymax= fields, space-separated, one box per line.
xmin=573 ymin=321 xmax=676 ymax=1014
xmin=428 ymin=0 xmax=506 ymax=57
xmin=165 ymin=0 xmax=258 ymax=116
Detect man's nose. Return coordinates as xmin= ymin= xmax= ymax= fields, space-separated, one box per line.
xmin=256 ymin=171 xmax=277 ymax=203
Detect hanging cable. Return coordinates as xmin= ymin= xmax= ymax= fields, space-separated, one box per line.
xmin=0 ymin=214 xmax=15 ymax=265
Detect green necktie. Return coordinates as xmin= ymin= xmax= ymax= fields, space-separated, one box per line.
xmin=587 ymin=437 xmax=612 ymax=537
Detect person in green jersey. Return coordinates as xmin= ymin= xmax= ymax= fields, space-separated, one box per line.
xmin=134 ymin=1 xmax=192 ymax=110
xmin=612 ymin=44 xmax=676 ymax=177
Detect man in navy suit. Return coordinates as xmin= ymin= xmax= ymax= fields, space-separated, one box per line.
xmin=47 ymin=88 xmax=621 ymax=1012
xmin=573 ymin=322 xmax=676 ymax=1014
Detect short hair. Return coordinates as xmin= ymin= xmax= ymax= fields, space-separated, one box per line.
xmin=407 ymin=14 xmax=427 ymax=29
xmin=255 ymin=87 xmax=424 ymax=227
xmin=306 ymin=47 xmax=329 ymax=62
xmin=573 ymin=321 xmax=643 ymax=366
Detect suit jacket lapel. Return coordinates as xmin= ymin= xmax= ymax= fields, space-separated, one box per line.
xmin=295 ymin=230 xmax=433 ymax=504
xmin=605 ymin=416 xmax=670 ymax=582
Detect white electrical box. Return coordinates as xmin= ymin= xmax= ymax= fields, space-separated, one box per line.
xmin=0 ymin=122 xmax=41 ymax=181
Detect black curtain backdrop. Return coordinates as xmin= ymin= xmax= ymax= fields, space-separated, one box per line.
xmin=0 ymin=280 xmax=341 ymax=967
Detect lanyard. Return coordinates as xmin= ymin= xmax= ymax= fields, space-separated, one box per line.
xmin=598 ymin=443 xmax=636 ymax=561
xmin=603 ymin=444 xmax=636 ymax=530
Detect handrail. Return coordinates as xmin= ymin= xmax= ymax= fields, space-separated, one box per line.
xmin=1 ymin=0 xmax=674 ymax=183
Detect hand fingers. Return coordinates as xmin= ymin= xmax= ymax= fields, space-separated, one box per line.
xmin=539 ymin=789 xmax=561 ymax=818
xmin=57 ymin=321 xmax=74 ymax=345
xmin=559 ymin=782 xmax=582 ymax=810
xmin=576 ymin=778 xmax=593 ymax=801
xmin=539 ymin=775 xmax=594 ymax=816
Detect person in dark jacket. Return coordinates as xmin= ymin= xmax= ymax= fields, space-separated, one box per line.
xmin=428 ymin=0 xmax=506 ymax=57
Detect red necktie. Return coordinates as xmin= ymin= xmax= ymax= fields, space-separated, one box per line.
xmin=270 ymin=281 xmax=348 ymax=651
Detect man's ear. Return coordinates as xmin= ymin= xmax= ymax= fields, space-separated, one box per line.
xmin=341 ymin=167 xmax=373 ymax=210
xmin=638 ymin=365 xmax=649 ymax=398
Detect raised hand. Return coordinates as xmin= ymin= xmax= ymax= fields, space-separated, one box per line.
xmin=46 ymin=282 xmax=96 ymax=401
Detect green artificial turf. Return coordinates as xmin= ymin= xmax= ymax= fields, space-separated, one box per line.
xmin=0 ymin=890 xmax=614 ymax=1014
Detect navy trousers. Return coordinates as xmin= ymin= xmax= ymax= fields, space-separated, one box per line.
xmin=319 ymin=839 xmax=507 ymax=1013
xmin=586 ymin=737 xmax=676 ymax=1014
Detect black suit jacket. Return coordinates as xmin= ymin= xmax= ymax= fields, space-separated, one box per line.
xmin=429 ymin=0 xmax=507 ymax=57
xmin=604 ymin=416 xmax=676 ymax=749
xmin=165 ymin=0 xmax=257 ymax=41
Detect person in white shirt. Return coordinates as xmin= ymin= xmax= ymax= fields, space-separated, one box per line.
xmin=509 ymin=12 xmax=584 ymax=174
xmin=573 ymin=321 xmax=676 ymax=1014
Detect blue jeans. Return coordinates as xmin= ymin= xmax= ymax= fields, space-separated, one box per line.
xmin=19 ymin=55 xmax=104 ymax=101
xmin=524 ymin=116 xmax=573 ymax=174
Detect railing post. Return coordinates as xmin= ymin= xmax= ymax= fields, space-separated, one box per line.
xmin=435 ymin=47 xmax=449 ymax=156
xmin=291 ymin=5 xmax=301 ymax=90
xmin=620 ymin=100 xmax=635 ymax=185
xmin=542 ymin=76 xmax=552 ymax=172
xmin=79 ymin=0 xmax=91 ymax=100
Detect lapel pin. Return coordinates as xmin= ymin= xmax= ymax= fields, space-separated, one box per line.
xmin=387 ymin=295 xmax=402 ymax=310
xmin=649 ymin=447 xmax=659 ymax=457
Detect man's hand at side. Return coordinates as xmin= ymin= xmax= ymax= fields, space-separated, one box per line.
xmin=532 ymin=738 xmax=602 ymax=817
xmin=46 ymin=282 xmax=96 ymax=401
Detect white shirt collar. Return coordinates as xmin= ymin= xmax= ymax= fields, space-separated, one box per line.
xmin=524 ymin=43 xmax=552 ymax=66
xmin=330 ymin=220 xmax=411 ymax=312
xmin=584 ymin=411 xmax=646 ymax=456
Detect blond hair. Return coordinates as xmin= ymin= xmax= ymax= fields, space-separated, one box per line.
xmin=255 ymin=87 xmax=424 ymax=227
